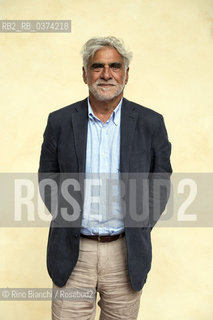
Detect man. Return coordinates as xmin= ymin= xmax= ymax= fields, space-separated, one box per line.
xmin=39 ymin=36 xmax=172 ymax=319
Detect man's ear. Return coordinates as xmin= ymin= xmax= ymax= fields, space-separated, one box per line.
xmin=125 ymin=67 xmax=129 ymax=84
xmin=82 ymin=67 xmax=87 ymax=84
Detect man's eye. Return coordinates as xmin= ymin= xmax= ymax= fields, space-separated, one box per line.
xmin=110 ymin=63 xmax=122 ymax=70
xmin=91 ymin=64 xmax=103 ymax=70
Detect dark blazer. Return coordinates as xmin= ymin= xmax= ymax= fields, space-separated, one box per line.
xmin=39 ymin=97 xmax=172 ymax=291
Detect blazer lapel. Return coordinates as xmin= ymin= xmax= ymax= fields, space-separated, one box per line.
xmin=71 ymin=98 xmax=88 ymax=173
xmin=71 ymin=97 xmax=139 ymax=173
xmin=120 ymin=98 xmax=138 ymax=172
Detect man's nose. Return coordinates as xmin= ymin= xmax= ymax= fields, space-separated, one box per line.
xmin=101 ymin=66 xmax=112 ymax=80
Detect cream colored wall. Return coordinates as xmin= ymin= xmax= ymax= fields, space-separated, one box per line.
xmin=0 ymin=0 xmax=213 ymax=319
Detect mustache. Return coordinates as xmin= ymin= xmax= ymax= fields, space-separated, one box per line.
xmin=95 ymin=80 xmax=116 ymax=86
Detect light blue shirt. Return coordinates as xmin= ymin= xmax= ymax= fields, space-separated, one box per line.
xmin=81 ymin=97 xmax=124 ymax=235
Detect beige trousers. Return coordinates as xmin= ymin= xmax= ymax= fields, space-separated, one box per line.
xmin=52 ymin=236 xmax=142 ymax=320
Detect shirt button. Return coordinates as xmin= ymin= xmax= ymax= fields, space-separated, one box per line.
xmin=74 ymin=234 xmax=79 ymax=239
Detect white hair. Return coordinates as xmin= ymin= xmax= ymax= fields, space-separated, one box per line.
xmin=81 ymin=36 xmax=133 ymax=71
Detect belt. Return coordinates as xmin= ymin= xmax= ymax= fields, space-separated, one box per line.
xmin=80 ymin=232 xmax=125 ymax=243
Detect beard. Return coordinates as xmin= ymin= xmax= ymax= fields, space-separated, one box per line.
xmin=87 ymin=78 xmax=126 ymax=101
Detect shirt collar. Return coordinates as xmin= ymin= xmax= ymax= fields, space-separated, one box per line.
xmin=87 ymin=97 xmax=123 ymax=126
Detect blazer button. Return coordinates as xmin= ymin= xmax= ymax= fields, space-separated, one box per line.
xmin=74 ymin=234 xmax=79 ymax=238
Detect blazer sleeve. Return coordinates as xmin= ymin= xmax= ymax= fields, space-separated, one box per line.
xmin=39 ymin=113 xmax=59 ymax=173
xmin=149 ymin=115 xmax=172 ymax=229
xmin=38 ymin=113 xmax=60 ymax=216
